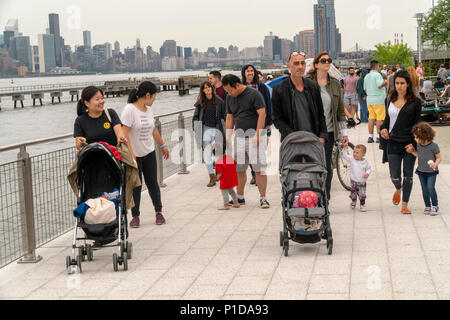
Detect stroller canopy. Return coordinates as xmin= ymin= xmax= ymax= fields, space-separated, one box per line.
xmin=279 ymin=131 xmax=326 ymax=171
xmin=77 ymin=143 xmax=124 ymax=200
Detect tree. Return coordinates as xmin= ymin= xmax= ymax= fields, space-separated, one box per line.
xmin=372 ymin=41 xmax=415 ymax=68
xmin=422 ymin=0 xmax=450 ymax=49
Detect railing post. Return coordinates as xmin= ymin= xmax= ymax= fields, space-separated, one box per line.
xmin=17 ymin=146 xmax=42 ymax=264
xmin=178 ymin=113 xmax=189 ymax=175
xmin=154 ymin=117 xmax=167 ymax=188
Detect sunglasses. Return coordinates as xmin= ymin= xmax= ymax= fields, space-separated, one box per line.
xmin=288 ymin=51 xmax=306 ymax=61
xmin=319 ymin=58 xmax=333 ymax=64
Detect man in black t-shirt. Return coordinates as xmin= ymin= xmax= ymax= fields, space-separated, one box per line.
xmin=222 ymin=74 xmax=270 ymax=209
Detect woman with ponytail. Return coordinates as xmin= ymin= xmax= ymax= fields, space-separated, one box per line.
xmin=74 ymin=86 xmax=126 ymax=150
xmin=121 ymin=81 xmax=169 ymax=227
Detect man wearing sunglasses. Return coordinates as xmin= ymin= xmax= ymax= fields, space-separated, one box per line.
xmin=272 ymin=51 xmax=328 ymax=143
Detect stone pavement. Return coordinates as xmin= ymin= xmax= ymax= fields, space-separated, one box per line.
xmin=0 ymin=124 xmax=449 ymax=300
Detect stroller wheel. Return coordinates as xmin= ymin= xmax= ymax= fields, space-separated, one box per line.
xmin=76 ymin=255 xmax=82 ymax=273
xmin=126 ymin=242 xmax=133 ymax=260
xmin=87 ymin=245 xmax=93 ymax=261
xmin=279 ymin=232 xmax=284 ymax=247
xmin=113 ymin=253 xmax=118 ymax=272
xmin=123 ymin=251 xmax=128 ymax=271
xmin=78 ymin=247 xmax=85 ymax=262
xmin=327 ymin=239 xmax=333 ymax=255
xmin=283 ymin=240 xmax=289 ymax=257
xmin=66 ymin=256 xmax=72 ymax=274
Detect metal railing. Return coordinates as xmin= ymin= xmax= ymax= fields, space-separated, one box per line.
xmin=0 ymin=82 xmax=106 ymax=95
xmin=0 ymin=107 xmax=195 ymax=268
xmin=0 ymin=76 xmax=206 ymax=96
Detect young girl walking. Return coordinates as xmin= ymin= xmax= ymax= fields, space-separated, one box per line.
xmin=215 ymin=154 xmax=240 ymax=210
xmin=407 ymin=122 xmax=442 ymax=215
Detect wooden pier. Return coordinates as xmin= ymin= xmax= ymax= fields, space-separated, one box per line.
xmin=0 ymin=75 xmax=207 ymax=110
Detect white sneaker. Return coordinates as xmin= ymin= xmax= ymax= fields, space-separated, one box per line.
xmin=351 ymin=202 xmax=356 ymax=209
xmin=423 ymin=207 xmax=431 ymax=215
xmin=430 ymin=206 xmax=439 ymax=216
xmin=360 ymin=205 xmax=366 ymax=212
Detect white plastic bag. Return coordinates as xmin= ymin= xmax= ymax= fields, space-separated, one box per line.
xmin=84 ymin=197 xmax=116 ymax=224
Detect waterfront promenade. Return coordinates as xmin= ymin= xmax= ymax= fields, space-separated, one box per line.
xmin=0 ymin=124 xmax=449 ymax=300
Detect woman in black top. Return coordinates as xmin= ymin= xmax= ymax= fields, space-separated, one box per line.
xmin=380 ymin=70 xmax=422 ymax=214
xmin=74 ymin=86 xmax=126 ymax=149
xmin=193 ymin=81 xmax=226 ymax=187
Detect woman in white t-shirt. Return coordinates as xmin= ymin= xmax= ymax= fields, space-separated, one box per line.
xmin=121 ymin=81 xmax=170 ymax=228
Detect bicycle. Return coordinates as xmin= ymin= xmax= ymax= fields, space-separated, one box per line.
xmin=332 ymin=138 xmax=354 ymax=191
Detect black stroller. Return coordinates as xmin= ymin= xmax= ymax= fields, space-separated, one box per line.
xmin=66 ymin=142 xmax=132 ymax=273
xmin=279 ymin=131 xmax=333 ymax=256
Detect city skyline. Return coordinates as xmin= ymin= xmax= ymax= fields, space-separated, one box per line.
xmin=0 ymin=0 xmax=434 ymax=52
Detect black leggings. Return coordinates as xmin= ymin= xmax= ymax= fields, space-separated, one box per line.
xmin=132 ymin=151 xmax=162 ymax=216
xmin=387 ymin=151 xmax=416 ymax=203
xmin=324 ymin=132 xmax=335 ymax=200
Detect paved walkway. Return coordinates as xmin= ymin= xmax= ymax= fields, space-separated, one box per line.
xmin=0 ymin=124 xmax=449 ymax=300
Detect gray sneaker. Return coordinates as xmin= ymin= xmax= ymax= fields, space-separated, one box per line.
xmin=430 ymin=206 xmax=439 ymax=216
xmin=423 ymin=207 xmax=431 ymax=215
xmin=360 ymin=205 xmax=367 ymax=212
xmin=260 ymin=198 xmax=270 ymax=209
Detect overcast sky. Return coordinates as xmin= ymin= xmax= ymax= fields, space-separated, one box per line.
xmin=0 ymin=0 xmax=435 ymax=53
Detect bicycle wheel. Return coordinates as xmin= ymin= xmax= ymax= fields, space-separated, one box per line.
xmin=335 ymin=142 xmax=354 ymax=191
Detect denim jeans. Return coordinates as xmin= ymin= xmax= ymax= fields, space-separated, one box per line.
xmin=358 ymin=95 xmax=369 ymax=122
xmin=418 ymin=174 xmax=438 ymax=207
xmin=387 ymin=152 xmax=416 ymax=203
xmin=203 ymin=125 xmax=216 ymax=174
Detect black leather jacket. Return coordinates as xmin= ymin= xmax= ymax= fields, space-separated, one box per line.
xmin=272 ymin=76 xmax=328 ymax=142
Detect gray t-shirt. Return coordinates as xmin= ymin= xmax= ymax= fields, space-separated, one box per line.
xmin=319 ymin=84 xmax=333 ymax=133
xmin=293 ymin=88 xmax=313 ymax=133
xmin=417 ymin=141 xmax=440 ymax=173
xmin=226 ymin=87 xmax=265 ymax=135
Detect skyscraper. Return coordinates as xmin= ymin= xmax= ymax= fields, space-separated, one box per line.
xmin=113 ymin=41 xmax=120 ymax=56
xmin=298 ymin=30 xmax=315 ymax=58
xmin=12 ymin=36 xmax=32 ymax=69
xmin=48 ymin=13 xmax=63 ymax=67
xmin=160 ymin=40 xmax=176 ymax=57
xmin=272 ymin=37 xmax=282 ymax=62
xmin=38 ymin=33 xmax=56 ymax=72
xmin=177 ymin=46 xmax=183 ymax=58
xmin=281 ymin=39 xmax=293 ymax=63
xmin=83 ymin=31 xmax=92 ymax=48
xmin=263 ymin=32 xmax=276 ymax=60
xmin=314 ymin=0 xmax=341 ymax=58
xmin=3 ymin=31 xmax=15 ymax=50
xmin=93 ymin=44 xmax=108 ymax=71
xmin=183 ymin=47 xmax=192 ymax=59
xmin=104 ymin=42 xmax=112 ymax=60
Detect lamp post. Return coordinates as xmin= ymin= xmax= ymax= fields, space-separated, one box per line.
xmin=414 ymin=13 xmax=424 ymax=62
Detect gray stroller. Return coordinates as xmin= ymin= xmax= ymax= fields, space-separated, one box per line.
xmin=279 ymin=131 xmax=333 ymax=256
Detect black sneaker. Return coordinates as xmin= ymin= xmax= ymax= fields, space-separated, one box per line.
xmin=367 ymin=137 xmax=374 ymax=143
xmin=229 ymin=198 xmax=245 ymax=205
xmin=260 ymin=198 xmax=270 ymax=208
xmin=376 ymin=137 xmax=380 ymax=143
xmin=347 ymin=118 xmax=356 ymax=128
